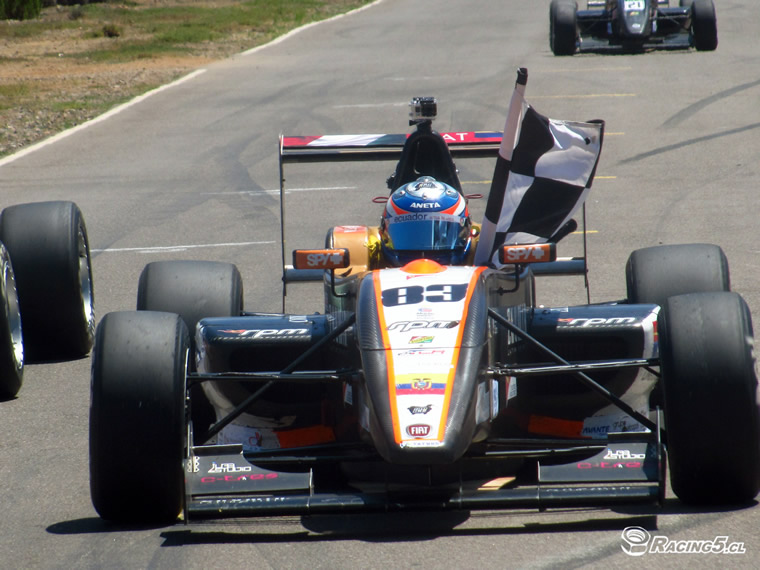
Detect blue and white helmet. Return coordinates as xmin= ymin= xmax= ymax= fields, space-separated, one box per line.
xmin=381 ymin=176 xmax=472 ymax=266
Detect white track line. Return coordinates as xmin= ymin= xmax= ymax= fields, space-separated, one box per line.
xmin=241 ymin=0 xmax=384 ymax=56
xmin=0 ymin=70 xmax=206 ymax=168
xmin=202 ymin=186 xmax=357 ymax=196
xmin=0 ymin=0 xmax=386 ymax=169
xmin=93 ymin=240 xmax=275 ymax=254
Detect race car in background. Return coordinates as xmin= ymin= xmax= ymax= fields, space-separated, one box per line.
xmin=88 ymin=80 xmax=758 ymax=524
xmin=550 ymin=0 xmax=718 ymax=55
xmin=0 ymin=201 xmax=95 ymax=398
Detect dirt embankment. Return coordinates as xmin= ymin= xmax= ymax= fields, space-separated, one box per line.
xmin=0 ymin=3 xmax=256 ymax=156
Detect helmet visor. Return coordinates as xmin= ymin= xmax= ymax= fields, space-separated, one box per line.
xmin=384 ymin=213 xmax=467 ymax=251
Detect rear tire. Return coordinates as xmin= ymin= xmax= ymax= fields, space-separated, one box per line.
xmin=90 ymin=311 xmax=189 ymax=523
xmin=0 ymin=244 xmax=23 ymax=399
xmin=691 ymin=0 xmax=717 ymax=51
xmin=550 ymin=0 xmax=577 ymax=56
xmin=0 ymin=201 xmax=94 ymax=360
xmin=659 ymin=292 xmax=760 ymax=504
xmin=626 ymin=243 xmax=729 ymax=308
xmin=137 ymin=260 xmax=243 ymax=441
xmin=137 ymin=260 xmax=243 ymax=335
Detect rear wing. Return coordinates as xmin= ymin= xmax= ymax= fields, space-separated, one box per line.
xmin=279 ymin=132 xmax=502 ymax=164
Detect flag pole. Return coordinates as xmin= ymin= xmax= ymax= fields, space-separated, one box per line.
xmin=474 ymin=68 xmax=528 ymax=265
xmin=499 ymin=67 xmax=528 ymax=162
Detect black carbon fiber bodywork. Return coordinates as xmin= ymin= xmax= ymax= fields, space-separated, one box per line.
xmin=577 ymin=1 xmax=693 ymax=51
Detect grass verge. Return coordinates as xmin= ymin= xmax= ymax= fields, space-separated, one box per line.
xmin=0 ymin=0 xmax=373 ymax=157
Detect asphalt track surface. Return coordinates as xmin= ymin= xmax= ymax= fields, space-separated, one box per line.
xmin=2 ymin=0 xmax=760 ymax=567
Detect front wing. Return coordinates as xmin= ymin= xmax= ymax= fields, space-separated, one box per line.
xmin=576 ymin=6 xmax=693 ymax=51
xmin=183 ymin=431 xmax=664 ymax=520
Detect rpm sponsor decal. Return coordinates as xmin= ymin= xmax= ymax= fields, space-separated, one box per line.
xmin=557 ymin=316 xmax=641 ymax=328
xmin=216 ymin=328 xmax=309 ymax=341
xmin=387 ymin=320 xmax=459 ymax=332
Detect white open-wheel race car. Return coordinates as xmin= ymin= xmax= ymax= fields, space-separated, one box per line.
xmin=88 ymin=89 xmax=758 ymax=524
xmin=0 ymin=201 xmax=95 ymax=399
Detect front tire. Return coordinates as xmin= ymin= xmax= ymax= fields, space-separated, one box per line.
xmin=691 ymin=0 xmax=717 ymax=51
xmin=0 ymin=201 xmax=94 ymax=360
xmin=550 ymin=0 xmax=577 ymax=56
xmin=659 ymin=292 xmax=760 ymax=504
xmin=90 ymin=311 xmax=189 ymax=523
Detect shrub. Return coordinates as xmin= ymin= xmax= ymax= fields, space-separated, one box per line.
xmin=2 ymin=0 xmax=42 ymax=20
xmin=102 ymin=23 xmax=120 ymax=37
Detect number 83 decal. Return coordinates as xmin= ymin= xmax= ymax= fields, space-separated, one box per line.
xmin=382 ymin=284 xmax=468 ymax=306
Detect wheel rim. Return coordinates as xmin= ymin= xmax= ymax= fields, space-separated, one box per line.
xmin=3 ymin=257 xmax=23 ymax=371
xmin=78 ymin=223 xmax=95 ymax=339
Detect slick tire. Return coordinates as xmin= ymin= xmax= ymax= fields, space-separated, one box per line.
xmin=626 ymin=243 xmax=729 ymax=308
xmin=0 ymin=201 xmax=94 ymax=360
xmin=0 ymin=244 xmax=23 ymax=399
xmin=550 ymin=0 xmax=577 ymax=56
xmin=137 ymin=260 xmax=243 ymax=337
xmin=659 ymin=292 xmax=760 ymax=504
xmin=90 ymin=311 xmax=189 ymax=523
xmin=692 ymin=0 xmax=718 ymax=51
xmin=137 ymin=260 xmax=243 ymax=440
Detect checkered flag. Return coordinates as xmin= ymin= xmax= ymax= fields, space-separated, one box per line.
xmin=474 ymin=68 xmax=604 ymax=267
